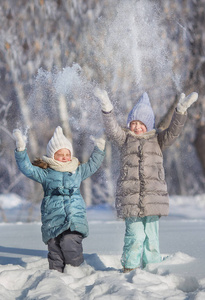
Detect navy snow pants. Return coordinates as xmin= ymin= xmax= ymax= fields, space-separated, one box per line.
xmin=47 ymin=229 xmax=84 ymax=272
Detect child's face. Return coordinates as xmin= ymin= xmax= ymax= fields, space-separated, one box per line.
xmin=130 ymin=120 xmax=147 ymax=135
xmin=54 ymin=148 xmax=71 ymax=162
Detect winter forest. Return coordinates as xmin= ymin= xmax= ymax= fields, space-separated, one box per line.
xmin=0 ymin=0 xmax=205 ymax=221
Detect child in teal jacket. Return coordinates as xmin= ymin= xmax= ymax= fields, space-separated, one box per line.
xmin=13 ymin=126 xmax=105 ymax=272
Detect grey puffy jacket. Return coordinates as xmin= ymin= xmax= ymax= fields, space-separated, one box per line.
xmin=102 ymin=109 xmax=187 ymax=218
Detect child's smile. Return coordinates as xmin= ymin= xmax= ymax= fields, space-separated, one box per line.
xmin=130 ymin=120 xmax=147 ymax=135
xmin=54 ymin=148 xmax=71 ymax=162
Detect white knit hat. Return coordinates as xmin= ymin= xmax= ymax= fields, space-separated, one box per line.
xmin=127 ymin=92 xmax=155 ymax=132
xmin=46 ymin=126 xmax=73 ymax=159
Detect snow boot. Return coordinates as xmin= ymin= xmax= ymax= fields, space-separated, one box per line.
xmin=123 ymin=267 xmax=137 ymax=273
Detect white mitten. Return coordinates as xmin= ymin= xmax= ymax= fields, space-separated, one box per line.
xmin=90 ymin=136 xmax=106 ymax=151
xmin=177 ymin=92 xmax=198 ymax=114
xmin=94 ymin=87 xmax=113 ymax=112
xmin=13 ymin=129 xmax=27 ymax=151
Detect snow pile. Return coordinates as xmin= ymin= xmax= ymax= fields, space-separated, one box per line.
xmin=0 ymin=195 xmax=204 ymax=299
xmin=170 ymin=194 xmax=205 ymax=219
xmin=0 ymin=193 xmax=25 ymax=209
xmin=0 ymin=253 xmax=204 ymax=299
xmin=0 ymin=194 xmax=40 ymax=223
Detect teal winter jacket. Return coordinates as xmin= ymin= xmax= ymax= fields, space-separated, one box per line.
xmin=15 ymin=146 xmax=105 ymax=244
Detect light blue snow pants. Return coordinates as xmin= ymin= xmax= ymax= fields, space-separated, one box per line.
xmin=121 ymin=216 xmax=162 ymax=269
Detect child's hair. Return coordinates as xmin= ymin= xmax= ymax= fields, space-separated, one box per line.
xmin=32 ymin=158 xmax=49 ymax=169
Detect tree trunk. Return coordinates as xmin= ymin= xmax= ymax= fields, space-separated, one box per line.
xmin=12 ymin=77 xmax=39 ymax=157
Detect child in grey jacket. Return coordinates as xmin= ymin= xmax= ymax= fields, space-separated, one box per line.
xmin=94 ymin=88 xmax=198 ymax=272
xmin=13 ymin=126 xmax=105 ymax=272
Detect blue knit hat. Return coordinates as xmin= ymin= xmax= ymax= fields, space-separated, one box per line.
xmin=127 ymin=92 xmax=155 ymax=132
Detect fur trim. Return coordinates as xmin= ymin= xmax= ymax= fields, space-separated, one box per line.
xmin=123 ymin=128 xmax=156 ymax=140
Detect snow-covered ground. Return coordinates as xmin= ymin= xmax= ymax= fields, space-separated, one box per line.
xmin=0 ymin=194 xmax=205 ymax=299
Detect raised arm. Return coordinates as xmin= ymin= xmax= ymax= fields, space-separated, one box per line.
xmin=158 ymin=92 xmax=198 ymax=150
xmin=94 ymin=88 xmax=126 ymax=146
xmin=13 ymin=129 xmax=47 ymax=183
xmin=80 ymin=137 xmax=106 ymax=181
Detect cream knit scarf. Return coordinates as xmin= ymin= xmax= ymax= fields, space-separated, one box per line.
xmin=42 ymin=156 xmax=79 ymax=172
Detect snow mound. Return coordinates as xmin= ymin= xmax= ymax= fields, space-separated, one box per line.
xmin=170 ymin=194 xmax=205 ymax=219
xmin=0 ymin=253 xmax=203 ymax=300
xmin=0 ymin=193 xmax=25 ymax=209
